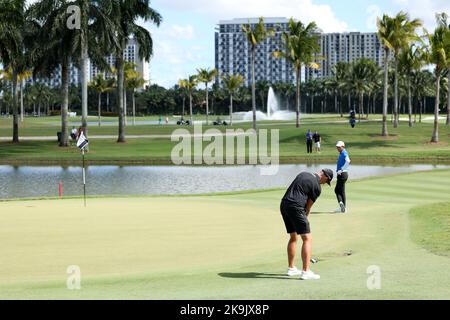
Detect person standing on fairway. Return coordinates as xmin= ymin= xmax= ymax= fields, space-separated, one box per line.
xmin=280 ymin=169 xmax=333 ymax=280
xmin=335 ymin=141 xmax=350 ymax=213
xmin=306 ymin=129 xmax=313 ymax=154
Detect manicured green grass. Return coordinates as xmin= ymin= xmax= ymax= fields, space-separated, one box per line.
xmin=0 ymin=170 xmax=449 ymax=299
xmin=0 ymin=117 xmax=448 ymax=164
xmin=410 ymin=202 xmax=450 ymax=257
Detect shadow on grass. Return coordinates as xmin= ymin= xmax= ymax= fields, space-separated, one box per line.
xmin=218 ymin=272 xmax=293 ymax=280
xmin=310 ymin=211 xmax=337 ymax=215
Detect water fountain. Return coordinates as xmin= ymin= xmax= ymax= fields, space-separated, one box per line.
xmin=233 ymin=86 xmax=296 ymax=121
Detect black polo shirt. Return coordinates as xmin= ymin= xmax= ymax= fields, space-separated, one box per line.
xmin=282 ymin=172 xmax=322 ymax=209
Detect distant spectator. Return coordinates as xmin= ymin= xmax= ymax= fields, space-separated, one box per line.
xmin=306 ymin=129 xmax=313 ymax=154
xmin=313 ymin=131 xmax=321 ymax=153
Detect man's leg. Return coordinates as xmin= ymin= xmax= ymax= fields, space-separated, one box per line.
xmin=340 ymin=173 xmax=348 ymax=206
xmin=335 ymin=178 xmax=344 ymax=204
xmin=287 ymin=232 xmax=298 ymax=268
xmin=300 ymin=234 xmax=312 ymax=272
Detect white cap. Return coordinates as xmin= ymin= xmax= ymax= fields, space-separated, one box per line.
xmin=336 ymin=141 xmax=345 ymax=147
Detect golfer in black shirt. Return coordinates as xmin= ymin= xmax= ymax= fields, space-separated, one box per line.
xmin=280 ymin=169 xmax=333 ymax=280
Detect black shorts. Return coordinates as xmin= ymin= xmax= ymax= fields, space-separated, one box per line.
xmin=280 ymin=201 xmax=310 ymax=235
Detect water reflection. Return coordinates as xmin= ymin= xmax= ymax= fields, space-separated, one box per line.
xmin=0 ymin=164 xmax=448 ymax=199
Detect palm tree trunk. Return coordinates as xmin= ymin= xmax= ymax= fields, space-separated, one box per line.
xmin=447 ymin=73 xmax=450 ymax=125
xmin=20 ymin=81 xmax=24 ymax=122
xmin=98 ymin=92 xmax=102 ymax=126
xmin=124 ymin=89 xmax=127 ymax=126
xmin=229 ymin=94 xmax=233 ymax=125
xmin=189 ymin=91 xmax=193 ymax=124
xmin=296 ymin=68 xmax=301 ymax=128
xmin=106 ymin=92 xmax=110 ymax=112
xmin=334 ymin=93 xmax=337 ymax=114
xmin=251 ymin=47 xmax=256 ymax=130
xmin=81 ymin=29 xmax=89 ymax=134
xmin=393 ymin=60 xmax=399 ymax=128
xmin=132 ymin=89 xmax=136 ymax=126
xmin=420 ymin=97 xmax=423 ymax=123
xmin=60 ymin=57 xmax=70 ymax=147
xmin=12 ymin=72 xmax=19 ymax=143
xmin=431 ymin=74 xmax=440 ymax=143
xmin=205 ymin=83 xmax=209 ymax=125
xmin=408 ymin=80 xmax=413 ymax=127
xmin=117 ymin=48 xmax=125 ymax=143
xmin=182 ymin=96 xmax=185 ymax=118
xmin=347 ymin=94 xmax=351 ymax=113
xmin=358 ymin=92 xmax=362 ymax=123
xmin=382 ymin=50 xmax=389 ymax=136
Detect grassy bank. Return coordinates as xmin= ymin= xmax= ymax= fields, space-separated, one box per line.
xmin=0 ymin=170 xmax=449 ymax=299
xmin=410 ymin=202 xmax=450 ymax=257
xmin=0 ymin=115 xmax=449 ymax=164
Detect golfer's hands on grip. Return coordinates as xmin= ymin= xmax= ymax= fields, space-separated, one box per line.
xmin=337 ymin=170 xmax=343 ymax=175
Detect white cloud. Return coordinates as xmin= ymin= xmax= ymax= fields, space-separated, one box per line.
xmin=166 ymin=24 xmax=195 ymax=40
xmin=156 ymin=0 xmax=348 ymax=32
xmin=366 ymin=5 xmax=382 ymax=30
xmin=391 ymin=0 xmax=450 ymax=31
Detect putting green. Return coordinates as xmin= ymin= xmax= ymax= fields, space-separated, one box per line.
xmin=0 ymin=170 xmax=449 ymax=299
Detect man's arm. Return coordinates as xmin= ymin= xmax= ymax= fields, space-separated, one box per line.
xmin=305 ymin=199 xmax=314 ymax=216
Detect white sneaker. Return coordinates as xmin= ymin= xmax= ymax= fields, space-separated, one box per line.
xmin=300 ymin=270 xmax=321 ymax=280
xmin=287 ymin=267 xmax=302 ymax=276
xmin=339 ymin=202 xmax=346 ymax=213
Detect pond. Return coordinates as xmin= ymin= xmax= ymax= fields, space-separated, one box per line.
xmin=0 ymin=164 xmax=448 ymax=200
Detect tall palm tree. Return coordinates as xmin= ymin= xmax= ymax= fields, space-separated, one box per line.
xmin=349 ymin=59 xmax=374 ymax=122
xmin=436 ymin=13 xmax=450 ymax=126
xmin=273 ymin=18 xmax=320 ymax=127
xmin=333 ymin=61 xmax=350 ymax=117
xmin=89 ymin=74 xmax=109 ymax=126
xmin=379 ymin=12 xmax=422 ymax=129
xmin=222 ymin=73 xmax=244 ymax=125
xmin=377 ymin=14 xmax=396 ymax=136
xmin=0 ymin=0 xmax=33 ymax=143
xmin=126 ymin=69 xmax=146 ymax=125
xmin=178 ymin=79 xmax=188 ymax=118
xmin=196 ymin=68 xmax=217 ymax=125
xmin=185 ymin=75 xmax=198 ymax=124
xmin=242 ymin=17 xmax=275 ymax=130
xmin=425 ymin=19 xmax=450 ymax=143
xmin=111 ymin=0 xmax=162 ymax=143
xmin=398 ymin=45 xmax=425 ymax=127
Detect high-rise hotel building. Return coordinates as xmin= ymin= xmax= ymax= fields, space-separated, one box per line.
xmin=215 ymin=17 xmax=296 ymax=87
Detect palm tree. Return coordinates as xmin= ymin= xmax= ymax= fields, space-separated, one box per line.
xmin=89 ymin=74 xmax=109 ymax=126
xmin=273 ymin=18 xmax=320 ymax=127
xmin=126 ymin=69 xmax=147 ymax=125
xmin=333 ymin=62 xmax=350 ymax=117
xmin=436 ymin=13 xmax=450 ymax=126
xmin=379 ymin=12 xmax=422 ymax=128
xmin=0 ymin=0 xmax=33 ymax=143
xmin=222 ymin=73 xmax=244 ymax=125
xmin=178 ymin=79 xmax=188 ymax=118
xmin=425 ymin=18 xmax=450 ymax=143
xmin=74 ymin=0 xmax=119 ymax=134
xmin=349 ymin=59 xmax=374 ymax=122
xmin=377 ymin=14 xmax=396 ymax=136
xmin=398 ymin=45 xmax=425 ymax=127
xmin=196 ymin=68 xmax=217 ymax=125
xmin=185 ymin=75 xmax=198 ymax=124
xmin=111 ymin=0 xmax=162 ymax=143
xmin=255 ymin=80 xmax=270 ymax=114
xmin=242 ymin=17 xmax=275 ymax=130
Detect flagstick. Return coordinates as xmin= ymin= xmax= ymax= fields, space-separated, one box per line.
xmin=82 ymin=148 xmax=86 ymax=207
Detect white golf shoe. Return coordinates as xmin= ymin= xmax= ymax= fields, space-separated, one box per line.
xmin=300 ymin=270 xmax=321 ymax=280
xmin=286 ymin=267 xmax=302 ymax=276
xmin=339 ymin=202 xmax=346 ymax=213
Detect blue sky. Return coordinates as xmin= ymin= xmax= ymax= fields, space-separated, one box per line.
xmin=145 ymin=0 xmax=449 ymax=88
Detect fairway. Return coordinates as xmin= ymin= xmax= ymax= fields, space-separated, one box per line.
xmin=0 ymin=170 xmax=449 ymax=299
